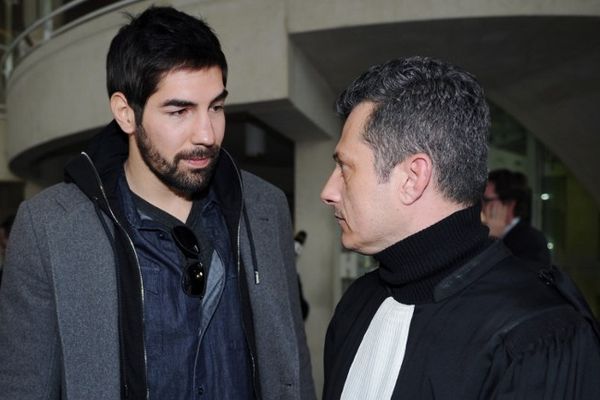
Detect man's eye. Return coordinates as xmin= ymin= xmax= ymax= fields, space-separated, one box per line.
xmin=211 ymin=104 xmax=225 ymax=112
xmin=169 ymin=109 xmax=187 ymax=116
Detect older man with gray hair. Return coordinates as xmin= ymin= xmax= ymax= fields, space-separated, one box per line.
xmin=321 ymin=56 xmax=600 ymax=400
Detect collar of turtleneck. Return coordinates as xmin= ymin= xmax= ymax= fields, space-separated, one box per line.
xmin=374 ymin=204 xmax=491 ymax=305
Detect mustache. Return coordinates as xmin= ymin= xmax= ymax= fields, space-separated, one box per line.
xmin=174 ymin=146 xmax=220 ymax=164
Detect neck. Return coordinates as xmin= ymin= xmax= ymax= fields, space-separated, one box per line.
xmin=387 ymin=184 xmax=467 ymax=244
xmin=123 ymin=160 xmax=192 ymax=223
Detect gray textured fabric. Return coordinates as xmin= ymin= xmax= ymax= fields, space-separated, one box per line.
xmin=0 ymin=172 xmax=315 ymax=400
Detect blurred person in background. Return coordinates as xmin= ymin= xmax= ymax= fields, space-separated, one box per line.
xmin=482 ymin=168 xmax=551 ymax=265
xmin=0 ymin=215 xmax=15 ymax=286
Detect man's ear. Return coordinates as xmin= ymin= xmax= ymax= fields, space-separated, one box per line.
xmin=110 ymin=92 xmax=137 ymax=135
xmin=394 ymin=153 xmax=433 ymax=205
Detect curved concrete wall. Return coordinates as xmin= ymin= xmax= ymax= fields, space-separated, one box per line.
xmin=6 ymin=0 xmax=337 ymax=170
xmin=6 ymin=11 xmax=115 ymax=160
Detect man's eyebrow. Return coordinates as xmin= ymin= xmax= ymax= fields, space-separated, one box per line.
xmin=160 ymin=99 xmax=196 ymax=108
xmin=159 ymin=89 xmax=228 ymax=108
xmin=211 ymin=89 xmax=228 ymax=104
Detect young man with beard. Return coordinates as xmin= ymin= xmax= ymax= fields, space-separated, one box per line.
xmin=320 ymin=57 xmax=600 ymax=399
xmin=0 ymin=7 xmax=314 ymax=400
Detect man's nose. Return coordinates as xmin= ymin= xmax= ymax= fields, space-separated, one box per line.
xmin=191 ymin=113 xmax=216 ymax=146
xmin=320 ymin=171 xmax=341 ymax=206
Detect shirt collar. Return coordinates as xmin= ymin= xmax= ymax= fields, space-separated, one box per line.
xmin=501 ymin=217 xmax=521 ymax=238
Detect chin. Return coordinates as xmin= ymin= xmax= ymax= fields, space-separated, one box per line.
xmin=341 ymin=236 xmax=364 ymax=254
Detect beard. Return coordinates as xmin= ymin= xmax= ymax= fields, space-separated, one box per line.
xmin=135 ymin=125 xmax=220 ymax=195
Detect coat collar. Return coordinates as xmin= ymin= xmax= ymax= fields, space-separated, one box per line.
xmin=433 ymin=240 xmax=511 ymax=302
xmin=64 ymin=120 xmax=244 ymax=222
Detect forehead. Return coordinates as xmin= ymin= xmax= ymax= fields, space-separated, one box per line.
xmin=153 ymin=67 xmax=224 ymax=95
xmin=484 ymin=181 xmax=496 ymax=195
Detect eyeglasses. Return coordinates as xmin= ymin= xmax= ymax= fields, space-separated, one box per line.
xmin=171 ymin=225 xmax=206 ymax=298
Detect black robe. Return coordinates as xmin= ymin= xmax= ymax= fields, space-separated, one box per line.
xmin=503 ymin=219 xmax=551 ymax=265
xmin=323 ymin=206 xmax=600 ymax=399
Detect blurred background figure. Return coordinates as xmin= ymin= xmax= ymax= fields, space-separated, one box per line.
xmin=294 ymin=230 xmax=310 ymax=320
xmin=0 ymin=215 xmax=15 ymax=287
xmin=482 ymin=169 xmax=551 ymax=264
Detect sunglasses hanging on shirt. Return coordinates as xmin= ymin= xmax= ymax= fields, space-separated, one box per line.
xmin=171 ymin=225 xmax=207 ymax=298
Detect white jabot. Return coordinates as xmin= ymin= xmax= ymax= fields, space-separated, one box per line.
xmin=341 ymin=297 xmax=414 ymax=400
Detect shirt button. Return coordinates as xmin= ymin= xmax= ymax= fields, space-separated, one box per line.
xmin=198 ymin=385 xmax=204 ymax=396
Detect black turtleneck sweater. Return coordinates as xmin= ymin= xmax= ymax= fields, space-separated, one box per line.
xmin=374 ymin=204 xmax=491 ymax=304
xmin=323 ymin=205 xmax=600 ymax=400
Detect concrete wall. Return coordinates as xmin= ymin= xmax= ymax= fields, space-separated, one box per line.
xmin=295 ymin=138 xmax=339 ymax=395
xmin=0 ymin=116 xmax=17 ymax=181
xmin=287 ymin=0 xmax=600 ymax=33
xmin=5 ymin=0 xmax=339 ymax=162
xmin=6 ymin=11 xmax=115 ymax=158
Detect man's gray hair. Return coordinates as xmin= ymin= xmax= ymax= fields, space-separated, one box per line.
xmin=336 ymin=56 xmax=490 ymax=205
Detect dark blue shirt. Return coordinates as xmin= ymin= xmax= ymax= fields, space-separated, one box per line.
xmin=117 ymin=173 xmax=253 ymax=399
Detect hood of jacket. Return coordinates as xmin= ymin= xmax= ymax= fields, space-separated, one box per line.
xmin=64 ymin=120 xmax=244 ymax=223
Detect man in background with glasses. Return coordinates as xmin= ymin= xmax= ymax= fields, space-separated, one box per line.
xmin=0 ymin=6 xmax=315 ymax=400
xmin=481 ymin=168 xmax=551 ymax=264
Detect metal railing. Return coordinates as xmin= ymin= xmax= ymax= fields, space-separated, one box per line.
xmin=1 ymin=0 xmax=141 ymax=83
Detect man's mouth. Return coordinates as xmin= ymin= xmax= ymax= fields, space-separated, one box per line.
xmin=182 ymin=156 xmax=212 ymax=168
xmin=176 ymin=147 xmax=219 ymax=169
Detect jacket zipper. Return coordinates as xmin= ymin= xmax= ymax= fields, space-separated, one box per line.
xmin=81 ymin=152 xmax=150 ymax=400
xmin=224 ymin=150 xmax=260 ymax=399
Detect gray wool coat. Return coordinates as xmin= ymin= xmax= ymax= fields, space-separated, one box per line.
xmin=0 ymin=171 xmax=315 ymax=400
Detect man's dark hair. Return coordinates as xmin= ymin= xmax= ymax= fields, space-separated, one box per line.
xmin=488 ymin=169 xmax=531 ymax=220
xmin=336 ymin=56 xmax=490 ymax=205
xmin=106 ymin=6 xmax=228 ymax=124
